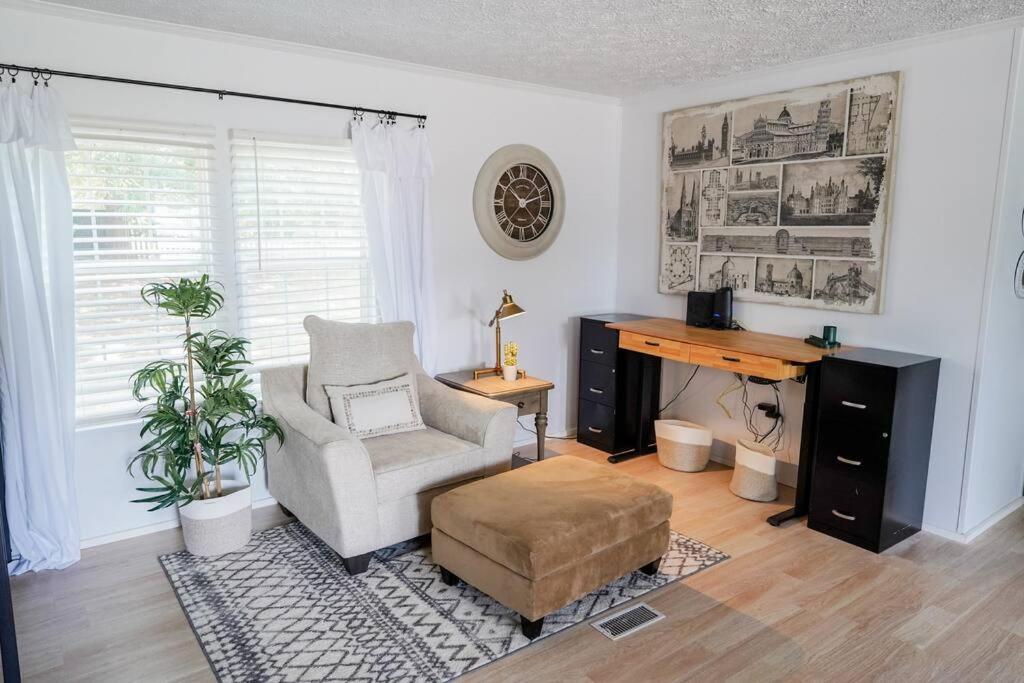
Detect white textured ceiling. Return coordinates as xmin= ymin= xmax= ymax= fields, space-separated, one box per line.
xmin=43 ymin=0 xmax=1024 ymax=96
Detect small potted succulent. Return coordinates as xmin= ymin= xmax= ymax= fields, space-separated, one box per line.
xmin=128 ymin=275 xmax=282 ymax=556
xmin=503 ymin=341 xmax=519 ymax=382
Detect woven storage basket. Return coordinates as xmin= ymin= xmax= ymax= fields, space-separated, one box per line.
xmin=729 ymin=438 xmax=778 ymax=502
xmin=655 ymin=420 xmax=713 ymax=472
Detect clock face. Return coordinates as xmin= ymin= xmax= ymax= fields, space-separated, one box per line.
xmin=493 ymin=163 xmax=553 ymax=242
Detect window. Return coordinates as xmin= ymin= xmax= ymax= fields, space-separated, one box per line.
xmin=69 ymin=121 xmax=218 ymax=425
xmin=68 ymin=121 xmax=378 ymax=425
xmin=230 ymin=132 xmax=377 ymax=370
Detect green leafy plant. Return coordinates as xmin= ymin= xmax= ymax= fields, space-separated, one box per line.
xmin=128 ymin=275 xmax=283 ymax=510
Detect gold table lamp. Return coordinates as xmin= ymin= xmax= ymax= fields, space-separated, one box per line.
xmin=474 ymin=289 xmax=526 ymax=379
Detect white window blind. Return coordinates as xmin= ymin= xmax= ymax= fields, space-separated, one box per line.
xmin=68 ymin=120 xmax=218 ymax=425
xmin=230 ymin=131 xmax=378 ymax=370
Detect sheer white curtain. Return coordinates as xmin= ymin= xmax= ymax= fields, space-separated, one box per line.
xmin=351 ymin=118 xmax=436 ymax=372
xmin=0 ymin=81 xmax=79 ymax=574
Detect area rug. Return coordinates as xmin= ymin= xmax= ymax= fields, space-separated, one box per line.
xmin=160 ymin=522 xmax=728 ymax=682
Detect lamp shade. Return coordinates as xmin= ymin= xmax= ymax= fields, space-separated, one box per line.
xmin=495 ymin=289 xmax=525 ymax=321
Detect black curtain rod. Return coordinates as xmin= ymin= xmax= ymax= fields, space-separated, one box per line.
xmin=0 ymin=62 xmax=427 ymax=122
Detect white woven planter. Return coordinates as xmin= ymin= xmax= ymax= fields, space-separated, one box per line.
xmin=178 ymin=479 xmax=253 ymax=556
xmin=729 ymin=439 xmax=778 ymax=502
xmin=655 ymin=420 xmax=713 ymax=472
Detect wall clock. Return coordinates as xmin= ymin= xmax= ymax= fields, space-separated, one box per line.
xmin=473 ymin=144 xmax=565 ymax=260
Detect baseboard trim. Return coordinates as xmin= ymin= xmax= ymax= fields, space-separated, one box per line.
xmin=79 ymin=495 xmax=278 ymax=549
xmin=924 ymin=496 xmax=1023 ymax=544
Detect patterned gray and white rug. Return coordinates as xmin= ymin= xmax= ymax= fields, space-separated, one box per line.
xmin=160 ymin=522 xmax=728 ymax=682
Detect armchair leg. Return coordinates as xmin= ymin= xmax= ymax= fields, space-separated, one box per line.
xmin=639 ymin=557 xmax=662 ymax=576
xmin=521 ymin=615 xmax=544 ymax=640
xmin=342 ymin=552 xmax=373 ymax=575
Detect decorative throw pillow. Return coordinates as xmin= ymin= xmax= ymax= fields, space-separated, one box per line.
xmin=324 ymin=373 xmax=425 ymax=439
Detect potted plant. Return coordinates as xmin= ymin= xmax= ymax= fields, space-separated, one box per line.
xmin=128 ymin=275 xmax=283 ymax=556
xmin=503 ymin=341 xmax=519 ymax=382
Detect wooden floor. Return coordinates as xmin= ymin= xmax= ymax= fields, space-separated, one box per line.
xmin=10 ymin=440 xmax=1024 ymax=682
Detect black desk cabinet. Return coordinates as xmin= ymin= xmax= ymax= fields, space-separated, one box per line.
xmin=808 ymin=348 xmax=940 ymax=553
xmin=577 ymin=314 xmax=661 ymax=461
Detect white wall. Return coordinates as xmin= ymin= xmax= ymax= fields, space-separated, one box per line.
xmin=962 ymin=31 xmax=1024 ymax=534
xmin=0 ymin=6 xmax=622 ymax=543
xmin=613 ymin=27 xmax=1021 ymax=534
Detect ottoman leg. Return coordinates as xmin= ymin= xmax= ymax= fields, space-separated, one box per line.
xmin=439 ymin=566 xmax=461 ymax=586
xmin=521 ymin=616 xmax=544 ymax=640
xmin=639 ymin=557 xmax=662 ymax=576
xmin=342 ymin=552 xmax=373 ymax=575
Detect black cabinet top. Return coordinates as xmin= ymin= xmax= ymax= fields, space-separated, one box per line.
xmin=580 ymin=313 xmax=656 ymax=324
xmin=830 ymin=347 xmax=939 ymax=369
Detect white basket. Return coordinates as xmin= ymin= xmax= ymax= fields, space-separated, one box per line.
xmin=654 ymin=420 xmax=713 ymax=472
xmin=729 ymin=439 xmax=778 ymax=502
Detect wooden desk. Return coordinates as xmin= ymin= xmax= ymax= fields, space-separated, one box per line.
xmin=603 ymin=317 xmax=841 ymax=527
xmin=435 ymin=371 xmax=555 ymax=461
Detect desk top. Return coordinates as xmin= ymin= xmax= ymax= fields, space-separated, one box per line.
xmin=435 ymin=370 xmax=554 ymax=398
xmin=606 ymin=317 xmax=840 ymax=364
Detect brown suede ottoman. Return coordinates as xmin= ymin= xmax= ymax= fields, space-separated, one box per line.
xmin=430 ymin=455 xmax=673 ymax=639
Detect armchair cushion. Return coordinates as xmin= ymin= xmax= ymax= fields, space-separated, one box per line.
xmin=304 ymin=316 xmax=421 ymax=419
xmin=363 ymin=427 xmax=483 ymax=502
xmin=325 ymin=372 xmax=425 ymax=439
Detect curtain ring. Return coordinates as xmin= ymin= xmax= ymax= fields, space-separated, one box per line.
xmin=377 ymin=112 xmax=386 ymax=124
xmin=417 ymin=117 xmax=426 ymax=129
xmin=352 ymin=108 xmax=364 ymax=122
xmin=8 ymin=67 xmax=18 ymax=83
xmin=31 ymin=70 xmax=41 ymax=86
xmin=42 ymin=71 xmax=53 ymax=87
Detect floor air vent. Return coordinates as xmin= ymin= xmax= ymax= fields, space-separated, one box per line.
xmin=591 ymin=603 xmax=665 ymax=640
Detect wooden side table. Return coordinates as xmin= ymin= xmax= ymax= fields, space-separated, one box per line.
xmin=435 ymin=371 xmax=555 ymax=460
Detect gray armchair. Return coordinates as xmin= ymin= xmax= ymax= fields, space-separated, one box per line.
xmin=261 ymin=317 xmax=516 ymax=574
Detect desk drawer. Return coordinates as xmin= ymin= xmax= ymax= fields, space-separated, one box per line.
xmin=578 ymin=399 xmax=615 ymax=452
xmin=619 ymin=331 xmax=690 ymax=363
xmin=580 ymin=319 xmax=619 ymax=367
xmin=688 ymin=345 xmax=793 ymax=380
xmin=579 ymin=360 xmax=616 ymax=407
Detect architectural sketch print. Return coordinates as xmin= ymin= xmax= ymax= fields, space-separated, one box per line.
xmin=699 ymin=255 xmax=755 ymax=292
xmin=664 ymin=108 xmax=731 ymax=170
xmin=663 ymin=171 xmax=701 ymax=241
xmin=780 ymin=157 xmax=885 ymax=227
xmin=730 ymin=164 xmax=780 ymax=191
xmin=732 ymin=88 xmax=847 ymax=165
xmin=700 ymin=168 xmax=728 ymax=227
xmin=702 ymin=228 xmax=874 ymax=258
xmin=658 ymin=71 xmax=899 ymax=313
xmin=846 ymin=74 xmax=898 ymax=156
xmin=659 ymin=243 xmax=697 ymax=293
xmin=726 ymin=191 xmax=778 ymax=227
xmin=812 ymin=259 xmax=880 ymax=309
xmin=755 ymin=258 xmax=813 ymax=299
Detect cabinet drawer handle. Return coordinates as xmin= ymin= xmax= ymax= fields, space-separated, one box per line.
xmin=831 ymin=509 xmax=857 ymax=522
xmin=589 ymin=348 xmax=605 ymax=355
xmin=841 ymin=401 xmax=867 ymax=410
xmin=644 ymin=340 xmax=660 ymax=347
xmin=836 ymin=456 xmax=862 ymax=466
xmin=588 ymin=387 xmax=604 ymax=395
xmin=722 ymin=356 xmax=741 ymax=362
xmin=588 ymin=426 xmax=604 ymax=434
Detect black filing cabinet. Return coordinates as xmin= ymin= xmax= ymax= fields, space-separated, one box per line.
xmin=577 ymin=314 xmax=661 ymax=461
xmin=808 ymin=348 xmax=940 ymax=553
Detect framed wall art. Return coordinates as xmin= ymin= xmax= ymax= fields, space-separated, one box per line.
xmin=658 ymin=72 xmax=901 ymax=313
